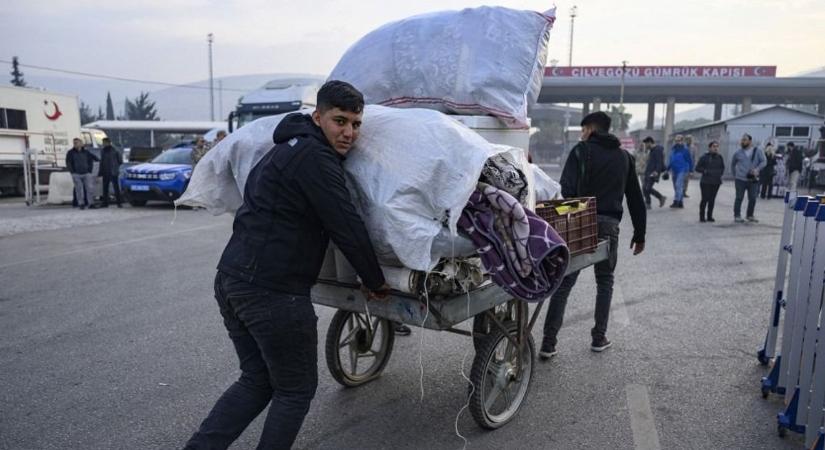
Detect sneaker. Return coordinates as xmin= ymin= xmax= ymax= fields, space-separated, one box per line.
xmin=707 ymin=217 xmax=715 ymax=223
xmin=747 ymin=216 xmax=759 ymax=223
xmin=591 ymin=336 xmax=613 ymax=352
xmin=539 ymin=340 xmax=557 ymax=360
xmin=677 ymin=201 xmax=685 ymax=208
xmin=734 ymin=217 xmax=745 ymax=223
xmin=669 ymin=203 xmax=679 ymax=208
xmin=659 ymin=196 xmax=667 ymax=208
xmin=79 ymin=205 xmax=86 ymax=210
xmin=700 ymin=217 xmax=706 ymax=223
xmin=393 ymin=323 xmax=411 ymax=336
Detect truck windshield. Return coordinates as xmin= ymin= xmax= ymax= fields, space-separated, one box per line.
xmin=151 ymin=148 xmax=193 ymax=165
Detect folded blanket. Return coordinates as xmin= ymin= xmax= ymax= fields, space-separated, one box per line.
xmin=458 ymin=184 xmax=569 ymax=302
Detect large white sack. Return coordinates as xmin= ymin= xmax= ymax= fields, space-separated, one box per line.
xmin=329 ymin=6 xmax=556 ymax=129
xmin=344 ymin=105 xmax=507 ymax=270
xmin=531 ymin=163 xmax=562 ymax=201
xmin=178 ymin=105 xmax=509 ymax=270
xmin=176 ymin=111 xmax=310 ymax=214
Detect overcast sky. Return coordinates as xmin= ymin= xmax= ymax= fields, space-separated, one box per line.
xmin=2 ymin=0 xmax=823 ymax=85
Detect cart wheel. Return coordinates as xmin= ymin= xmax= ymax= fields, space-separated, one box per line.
xmin=469 ymin=321 xmax=534 ymax=429
xmin=778 ymin=424 xmax=787 ymax=438
xmin=761 ymin=387 xmax=770 ymax=399
xmin=325 ymin=310 xmax=395 ymax=388
xmin=472 ymin=300 xmax=528 ymax=351
xmin=757 ymin=350 xmax=770 ymax=366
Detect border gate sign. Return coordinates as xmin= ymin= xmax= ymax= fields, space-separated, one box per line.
xmin=545 ymin=66 xmax=778 ymax=79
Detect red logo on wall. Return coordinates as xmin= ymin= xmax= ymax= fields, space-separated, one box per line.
xmin=43 ymin=100 xmax=63 ymax=121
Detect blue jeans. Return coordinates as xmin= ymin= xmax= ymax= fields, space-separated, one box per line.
xmin=185 ymin=272 xmax=318 ymax=450
xmin=543 ymin=216 xmax=620 ymax=344
xmin=672 ymin=171 xmax=687 ymax=202
xmin=734 ymin=179 xmax=759 ymax=218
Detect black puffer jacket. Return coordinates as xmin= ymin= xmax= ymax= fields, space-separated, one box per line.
xmin=695 ymin=152 xmax=725 ymax=185
xmin=217 ymin=113 xmax=385 ymax=295
xmin=560 ymin=132 xmax=647 ymax=244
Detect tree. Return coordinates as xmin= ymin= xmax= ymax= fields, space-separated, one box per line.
xmin=10 ymin=56 xmax=26 ymax=87
xmin=79 ymin=101 xmax=96 ymax=125
xmin=105 ymin=92 xmax=115 ymax=120
xmin=608 ymin=106 xmax=632 ymax=132
xmin=97 ymin=106 xmax=105 ymax=121
xmin=124 ymin=91 xmax=160 ymax=121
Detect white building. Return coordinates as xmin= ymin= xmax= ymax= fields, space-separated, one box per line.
xmin=678 ymin=106 xmax=824 ymax=167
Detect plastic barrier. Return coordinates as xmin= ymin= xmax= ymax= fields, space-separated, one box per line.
xmin=760 ymin=195 xmax=825 ymax=446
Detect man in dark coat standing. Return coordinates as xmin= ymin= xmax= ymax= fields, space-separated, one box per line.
xmin=98 ymin=138 xmax=122 ymax=207
xmin=641 ymin=136 xmax=667 ymax=209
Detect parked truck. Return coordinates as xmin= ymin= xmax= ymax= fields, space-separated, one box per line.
xmin=227 ymin=77 xmax=323 ymax=132
xmin=0 ymin=85 xmax=82 ymax=195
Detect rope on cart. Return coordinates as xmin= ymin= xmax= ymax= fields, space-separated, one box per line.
xmin=454 ymin=285 xmax=474 ymax=450
xmin=418 ymin=271 xmax=431 ymax=403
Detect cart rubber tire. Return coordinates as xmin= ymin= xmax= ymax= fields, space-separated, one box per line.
xmin=469 ymin=321 xmax=534 ymax=429
xmin=472 ymin=300 xmax=528 ymax=351
xmin=325 ymin=309 xmax=395 ymax=388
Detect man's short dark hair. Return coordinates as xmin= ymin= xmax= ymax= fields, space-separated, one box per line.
xmin=642 ymin=136 xmax=655 ymax=144
xmin=580 ymin=111 xmax=611 ymax=133
xmin=743 ymin=133 xmax=752 ymax=140
xmin=787 ymin=142 xmax=795 ymax=147
xmin=317 ymin=80 xmax=364 ymax=114
xmin=102 ymin=137 xmax=111 ymax=143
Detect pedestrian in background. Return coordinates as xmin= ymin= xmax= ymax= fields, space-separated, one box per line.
xmin=667 ymin=134 xmax=693 ymax=208
xmin=98 ymin=137 xmax=123 ymax=208
xmin=683 ymin=135 xmax=698 ymax=198
xmin=66 ymin=137 xmax=99 ymax=210
xmin=641 ymin=136 xmax=666 ymax=209
xmin=731 ymin=133 xmax=766 ymax=223
xmin=759 ymin=143 xmax=777 ymax=199
xmin=191 ymin=136 xmax=210 ymax=167
xmin=785 ymin=142 xmax=803 ymax=191
xmin=213 ymin=130 xmax=227 ymax=146
xmin=695 ymin=141 xmax=725 ymax=223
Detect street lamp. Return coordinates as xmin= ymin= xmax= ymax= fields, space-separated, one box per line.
xmin=568 ymin=6 xmax=577 ymax=67
xmin=619 ymin=60 xmax=628 ymax=132
xmin=208 ymin=33 xmax=215 ymax=122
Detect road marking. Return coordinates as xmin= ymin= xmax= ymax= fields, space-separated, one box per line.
xmin=0 ymin=223 xmax=224 ymax=270
xmin=626 ymin=384 xmax=662 ymax=450
xmin=612 ymin=283 xmax=631 ymax=327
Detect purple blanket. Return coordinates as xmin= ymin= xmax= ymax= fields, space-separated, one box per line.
xmin=458 ymin=184 xmax=570 ymax=302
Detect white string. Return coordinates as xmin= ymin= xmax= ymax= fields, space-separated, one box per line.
xmin=418 ymin=272 xmax=430 ymax=403
xmin=170 ymin=203 xmax=178 ymax=225
xmin=452 ymin=235 xmax=475 ymax=450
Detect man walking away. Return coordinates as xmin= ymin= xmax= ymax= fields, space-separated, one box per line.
xmin=99 ymin=138 xmax=123 ymax=208
xmin=731 ymin=133 xmax=767 ymax=223
xmin=540 ymin=112 xmax=646 ymax=359
xmin=785 ymin=142 xmax=803 ymax=191
xmin=66 ymin=138 xmax=98 ymax=210
xmin=695 ymin=141 xmax=725 ymax=222
xmin=641 ymin=137 xmax=666 ymax=209
xmin=184 ymin=81 xmax=390 ymax=450
xmin=667 ymin=135 xmax=693 ymax=208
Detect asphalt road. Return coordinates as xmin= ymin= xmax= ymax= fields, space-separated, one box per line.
xmin=0 ymin=181 xmax=811 ymax=450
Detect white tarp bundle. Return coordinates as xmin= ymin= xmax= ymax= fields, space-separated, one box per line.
xmin=177 ymin=105 xmax=518 ymax=270
xmin=328 ymin=6 xmax=556 ymax=129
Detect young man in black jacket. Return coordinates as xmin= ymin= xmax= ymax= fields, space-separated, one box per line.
xmin=66 ymin=138 xmax=99 ymax=209
xmin=540 ymin=112 xmax=646 ymax=358
xmin=185 ymin=81 xmax=390 ymax=450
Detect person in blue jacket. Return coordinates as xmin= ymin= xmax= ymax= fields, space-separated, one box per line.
xmin=667 ymin=134 xmax=693 ymax=208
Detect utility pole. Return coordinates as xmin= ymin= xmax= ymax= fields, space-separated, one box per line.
xmin=619 ymin=60 xmax=628 ymax=132
xmin=563 ymin=6 xmax=578 ymax=144
xmin=208 ymin=33 xmax=215 ymax=121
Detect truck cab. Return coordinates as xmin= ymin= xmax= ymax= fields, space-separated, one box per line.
xmin=227 ymin=77 xmax=323 ymax=132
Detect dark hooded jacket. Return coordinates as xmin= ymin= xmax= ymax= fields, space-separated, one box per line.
xmin=560 ymin=132 xmax=647 ymax=244
xmin=217 ymin=113 xmax=385 ymax=295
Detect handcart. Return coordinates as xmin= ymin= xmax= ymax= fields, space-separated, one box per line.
xmin=311 ymin=228 xmax=608 ymax=430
